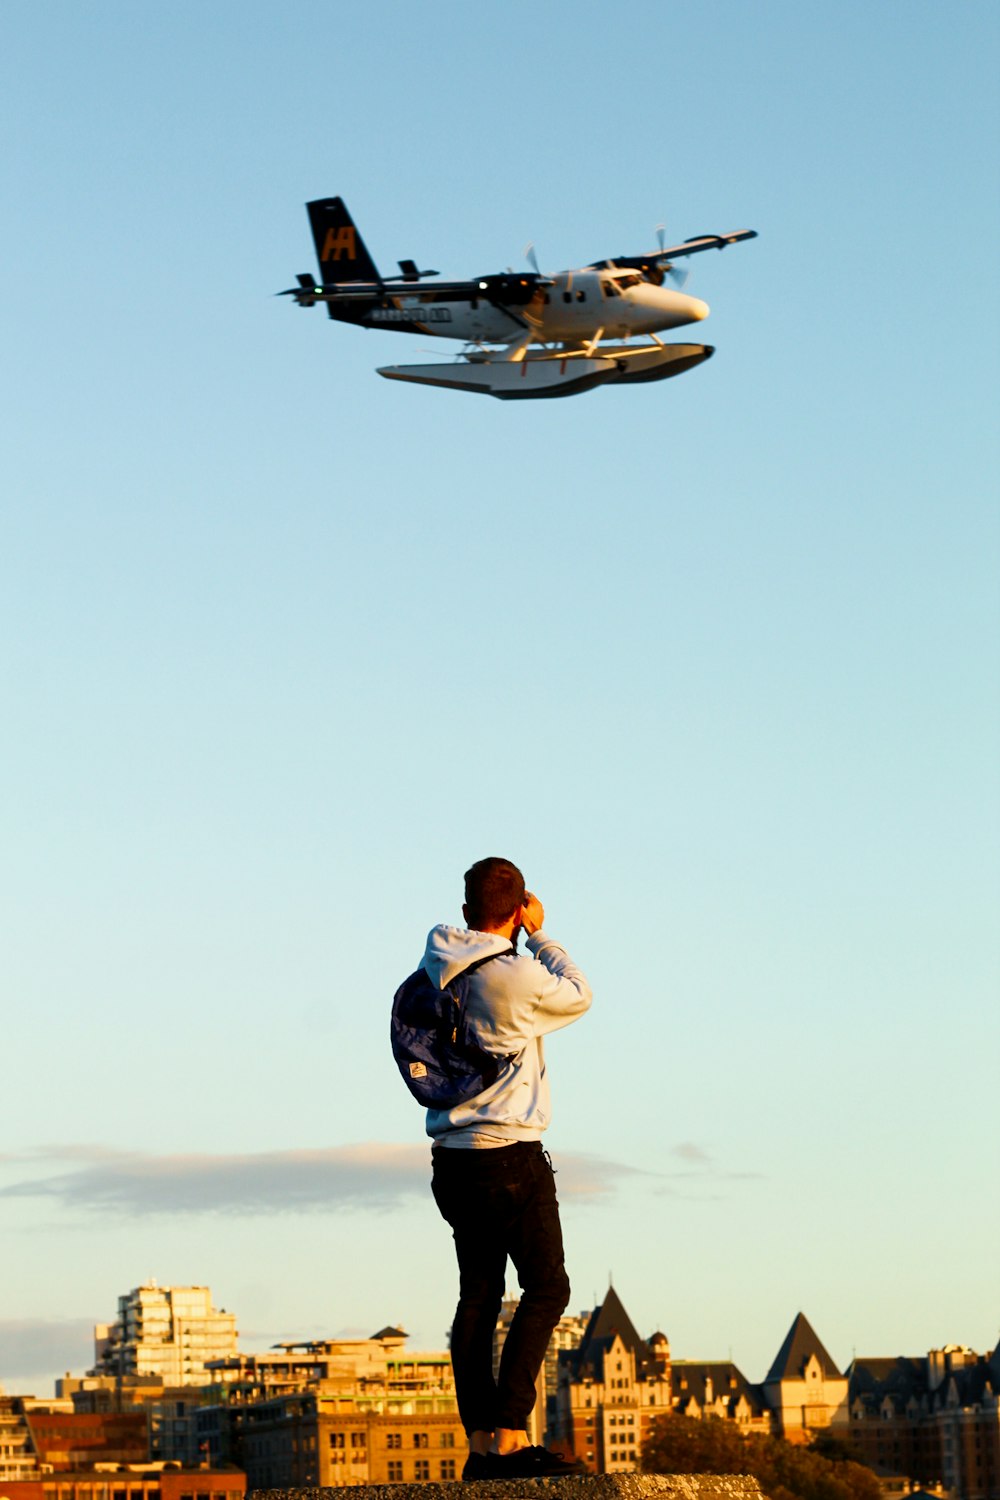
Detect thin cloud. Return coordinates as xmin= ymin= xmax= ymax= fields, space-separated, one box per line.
xmin=0 ymin=1143 xmax=641 ymax=1218
xmin=671 ymin=1141 xmax=714 ymax=1165
xmin=0 ymin=1318 xmax=94 ymax=1378
xmin=662 ymin=1142 xmax=764 ymax=1184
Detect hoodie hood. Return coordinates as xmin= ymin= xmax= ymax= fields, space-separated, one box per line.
xmin=421 ymin=924 xmax=512 ymax=989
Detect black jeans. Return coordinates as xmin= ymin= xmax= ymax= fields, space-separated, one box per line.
xmin=431 ymin=1140 xmax=571 ymax=1435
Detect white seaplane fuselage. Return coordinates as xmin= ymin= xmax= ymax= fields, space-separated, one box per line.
xmin=372 ymin=267 xmax=709 ymax=347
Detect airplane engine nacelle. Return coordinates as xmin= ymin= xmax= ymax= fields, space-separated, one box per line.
xmin=476 ymin=272 xmax=542 ymax=306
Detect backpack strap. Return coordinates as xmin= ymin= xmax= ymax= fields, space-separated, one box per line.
xmin=448 ymin=944 xmax=514 ymax=988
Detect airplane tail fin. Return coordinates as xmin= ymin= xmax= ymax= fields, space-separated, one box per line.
xmin=307 ymin=197 xmax=381 ymax=285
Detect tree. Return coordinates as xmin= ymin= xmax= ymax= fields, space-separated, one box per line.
xmin=642 ymin=1415 xmax=881 ymax=1500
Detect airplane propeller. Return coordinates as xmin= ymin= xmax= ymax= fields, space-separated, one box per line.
xmin=656 ymin=225 xmax=690 ymax=290
xmin=524 ymin=242 xmax=544 ymax=277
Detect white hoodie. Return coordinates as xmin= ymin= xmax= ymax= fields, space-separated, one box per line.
xmin=420 ymin=924 xmax=592 ymax=1148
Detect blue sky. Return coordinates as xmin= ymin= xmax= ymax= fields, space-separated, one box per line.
xmin=2 ymin=0 xmax=998 ymax=1394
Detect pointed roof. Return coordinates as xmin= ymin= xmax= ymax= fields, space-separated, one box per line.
xmin=567 ymin=1286 xmax=652 ymax=1379
xmin=580 ymin=1286 xmax=647 ymax=1360
xmin=766 ymin=1312 xmax=842 ymax=1382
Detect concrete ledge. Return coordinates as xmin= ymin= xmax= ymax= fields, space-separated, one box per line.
xmin=250 ymin=1476 xmax=763 ymax=1500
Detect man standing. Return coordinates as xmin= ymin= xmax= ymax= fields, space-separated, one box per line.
xmin=420 ymin=856 xmax=592 ymax=1478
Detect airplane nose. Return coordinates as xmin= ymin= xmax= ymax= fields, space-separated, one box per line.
xmin=688 ymin=297 xmax=710 ymax=321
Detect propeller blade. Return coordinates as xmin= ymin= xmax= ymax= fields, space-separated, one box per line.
xmin=667 ymin=265 xmax=690 ymax=290
xmin=523 ymin=242 xmax=542 ymax=276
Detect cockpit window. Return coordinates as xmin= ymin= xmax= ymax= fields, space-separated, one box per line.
xmin=614 ymin=273 xmax=641 ymax=290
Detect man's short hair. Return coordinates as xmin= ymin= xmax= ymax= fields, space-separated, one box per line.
xmin=464 ymin=857 xmax=526 ymax=931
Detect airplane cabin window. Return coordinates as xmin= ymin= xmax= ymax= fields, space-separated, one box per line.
xmin=562 ymin=291 xmax=572 ymax=303
xmin=576 ymin=290 xmax=586 ymax=301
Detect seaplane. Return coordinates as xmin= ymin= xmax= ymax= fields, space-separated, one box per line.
xmin=280 ymin=197 xmax=756 ymax=400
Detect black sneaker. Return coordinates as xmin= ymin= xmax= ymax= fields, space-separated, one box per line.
xmin=462 ymin=1453 xmax=490 ymax=1480
xmin=482 ymin=1446 xmax=586 ymax=1478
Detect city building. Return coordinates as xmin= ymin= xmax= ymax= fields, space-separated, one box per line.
xmin=551 ymin=1286 xmax=675 ymax=1473
xmin=0 ymin=1467 xmax=245 ymax=1500
xmin=196 ymin=1327 xmax=465 ymax=1489
xmin=1 ymin=1396 xmax=40 ymax=1484
xmin=22 ymin=1275 xmax=998 ymax=1499
xmin=763 ymin=1312 xmax=850 ymax=1442
xmin=22 ymin=1413 xmax=149 ymax=1470
xmin=671 ymin=1360 xmax=769 ymax=1434
xmin=0 ymin=1386 xmax=244 ymax=1500
xmin=90 ymin=1285 xmax=237 ymax=1389
xmin=552 ymin=1294 xmax=838 ymax=1474
xmin=845 ymin=1342 xmax=1000 ymax=1500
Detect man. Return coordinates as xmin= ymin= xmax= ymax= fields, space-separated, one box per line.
xmin=420 ymin=856 xmax=592 ymax=1479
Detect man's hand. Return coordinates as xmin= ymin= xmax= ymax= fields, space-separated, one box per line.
xmin=521 ymin=892 xmax=545 ymax=936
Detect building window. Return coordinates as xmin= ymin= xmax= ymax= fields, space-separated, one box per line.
xmin=329 ymin=1433 xmax=345 ymax=1448
xmin=413 ymin=1433 xmax=428 ymax=1448
xmin=440 ymin=1460 xmax=456 ymax=1480
xmin=386 ymin=1433 xmax=402 ymax=1449
xmin=387 ymin=1461 xmax=403 ymax=1481
xmin=414 ymin=1460 xmax=430 ymax=1480
xmin=440 ymin=1432 xmax=455 ymax=1447
xmin=351 ymin=1432 xmax=366 ymax=1449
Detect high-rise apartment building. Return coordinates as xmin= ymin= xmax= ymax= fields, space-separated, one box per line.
xmin=91 ymin=1281 xmax=238 ymax=1387
xmin=0 ymin=1396 xmax=39 ymax=1483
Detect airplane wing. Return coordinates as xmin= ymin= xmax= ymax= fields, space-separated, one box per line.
xmin=278 ymin=271 xmax=551 ymax=310
xmin=653 ymin=229 xmax=757 ymax=260
xmin=588 ymin=229 xmax=757 ymax=272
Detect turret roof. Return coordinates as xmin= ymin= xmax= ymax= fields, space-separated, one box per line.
xmin=569 ymin=1286 xmax=652 ymax=1377
xmin=766 ymin=1312 xmax=842 ymax=1382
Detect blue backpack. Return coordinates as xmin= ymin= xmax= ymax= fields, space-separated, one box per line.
xmin=391 ymin=947 xmax=515 ymax=1109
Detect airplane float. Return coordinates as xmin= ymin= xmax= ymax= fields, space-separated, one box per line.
xmin=280 ymin=197 xmax=756 ymax=400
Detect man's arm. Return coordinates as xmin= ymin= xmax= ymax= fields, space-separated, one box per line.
xmin=522 ymin=893 xmax=592 ymax=1036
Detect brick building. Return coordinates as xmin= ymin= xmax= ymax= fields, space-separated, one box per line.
xmin=846 ymin=1342 xmax=1000 ymax=1500
xmin=0 ymin=1469 xmax=245 ymax=1500
xmin=551 ymin=1287 xmax=675 ymax=1473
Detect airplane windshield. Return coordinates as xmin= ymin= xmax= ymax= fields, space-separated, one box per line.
xmin=614 ymin=274 xmax=642 ymax=289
